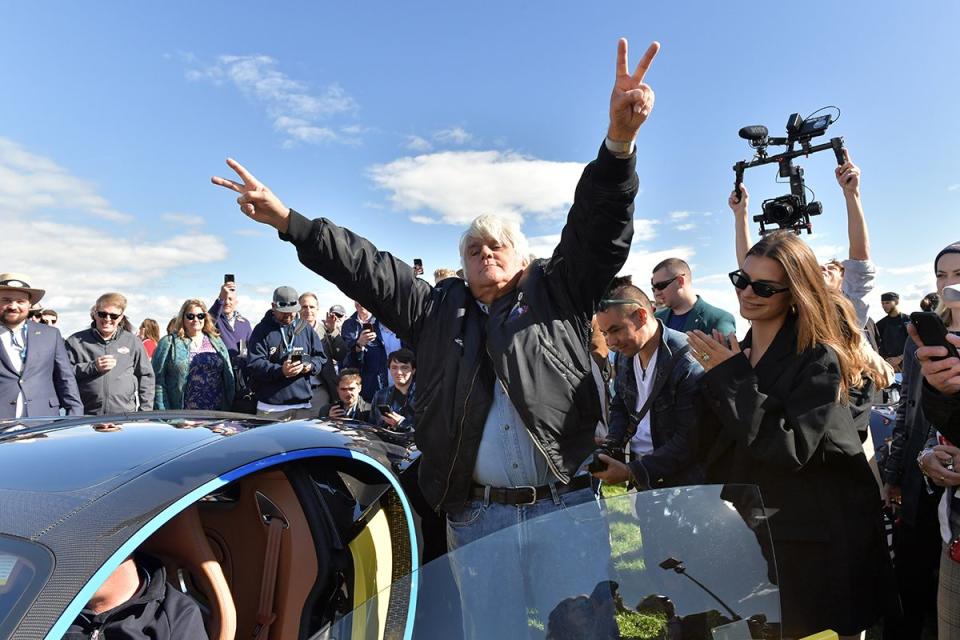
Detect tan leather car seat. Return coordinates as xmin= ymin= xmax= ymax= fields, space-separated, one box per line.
xmin=197 ymin=469 xmax=319 ymax=640
xmin=141 ymin=503 xmax=238 ymax=640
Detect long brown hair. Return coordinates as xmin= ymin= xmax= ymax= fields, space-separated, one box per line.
xmin=175 ymin=299 xmax=221 ymax=339
xmin=746 ymin=232 xmax=863 ymax=399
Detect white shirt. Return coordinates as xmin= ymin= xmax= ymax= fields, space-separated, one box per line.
xmin=630 ymin=347 xmax=660 ymax=456
xmin=1 ymin=322 xmax=26 ymax=417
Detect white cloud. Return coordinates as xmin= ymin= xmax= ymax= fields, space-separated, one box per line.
xmin=633 ymin=219 xmax=659 ymax=242
xmin=433 ymin=127 xmax=472 ymax=145
xmin=675 ymin=223 xmax=695 ymax=231
xmin=162 ymin=213 xmax=204 ymax=226
xmin=0 ymin=138 xmax=131 ymax=222
xmin=185 ymin=54 xmax=359 ymax=145
xmin=2 ymin=138 xmax=232 ymax=335
xmin=879 ymin=263 xmax=929 ymax=276
xmin=527 ymin=233 xmax=562 ymax=259
xmin=409 ymin=215 xmax=440 ymax=225
xmin=368 ymin=150 xmax=585 ymax=225
xmin=618 ymin=246 xmax=695 ymax=283
xmin=669 ymin=211 xmax=692 ymax=220
xmin=948 ymin=184 xmax=960 ymax=192
xmin=405 ymin=135 xmax=432 ymax=152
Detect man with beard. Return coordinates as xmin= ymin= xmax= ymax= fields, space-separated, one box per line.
xmin=0 ymin=273 xmax=82 ymax=418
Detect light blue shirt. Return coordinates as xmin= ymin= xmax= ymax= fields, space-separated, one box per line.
xmin=471 ymin=299 xmax=556 ymax=488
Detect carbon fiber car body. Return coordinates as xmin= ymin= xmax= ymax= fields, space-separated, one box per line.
xmin=0 ymin=412 xmax=420 ymax=640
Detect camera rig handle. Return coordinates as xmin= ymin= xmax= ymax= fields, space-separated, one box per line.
xmin=831 ymin=137 xmax=846 ymax=166
xmin=733 ymin=161 xmax=746 ymax=203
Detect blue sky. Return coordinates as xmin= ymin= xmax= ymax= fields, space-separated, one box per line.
xmin=3 ymin=2 xmax=958 ymax=336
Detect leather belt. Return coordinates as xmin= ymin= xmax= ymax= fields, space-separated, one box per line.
xmin=469 ymin=474 xmax=592 ymax=506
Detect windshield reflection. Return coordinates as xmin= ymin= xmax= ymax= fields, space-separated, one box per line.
xmin=324 ymin=484 xmax=781 ymax=639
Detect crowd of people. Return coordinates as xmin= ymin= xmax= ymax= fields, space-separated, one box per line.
xmin=4 ymin=36 xmax=960 ymax=639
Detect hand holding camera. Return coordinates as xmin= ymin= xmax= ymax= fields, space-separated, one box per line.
xmin=282 ymin=353 xmax=304 ymax=378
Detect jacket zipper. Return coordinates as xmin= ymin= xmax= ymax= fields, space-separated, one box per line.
xmin=436 ymin=360 xmax=481 ymax=509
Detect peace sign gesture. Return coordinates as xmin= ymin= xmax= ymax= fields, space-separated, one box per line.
xmin=608 ymin=38 xmax=660 ymax=143
xmin=211 ymin=158 xmax=291 ymax=233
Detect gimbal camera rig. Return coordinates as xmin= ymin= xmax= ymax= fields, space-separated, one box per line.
xmin=733 ymin=109 xmax=846 ymax=234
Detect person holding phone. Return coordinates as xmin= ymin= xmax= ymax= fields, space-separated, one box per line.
xmin=318 ymin=369 xmax=369 ymax=421
xmin=208 ymin=276 xmax=253 ymax=361
xmin=907 ymin=241 xmax=960 ymax=636
xmin=369 ymin=348 xmax=417 ymax=432
xmin=246 ymin=286 xmax=327 ymax=420
xmin=341 ymin=302 xmax=391 ymax=402
xmin=687 ymin=231 xmax=892 ymax=638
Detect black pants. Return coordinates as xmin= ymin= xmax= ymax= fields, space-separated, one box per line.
xmin=884 ymin=489 xmax=942 ymax=639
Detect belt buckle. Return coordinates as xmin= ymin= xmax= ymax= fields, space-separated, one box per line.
xmin=515 ymin=485 xmax=538 ymax=506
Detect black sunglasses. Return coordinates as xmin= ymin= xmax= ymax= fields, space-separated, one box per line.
xmin=96 ymin=311 xmax=122 ymax=320
xmin=598 ymin=298 xmax=644 ymax=312
xmin=728 ymin=269 xmax=790 ymax=298
xmin=184 ymin=312 xmax=206 ymax=321
xmin=650 ymin=275 xmax=679 ymax=292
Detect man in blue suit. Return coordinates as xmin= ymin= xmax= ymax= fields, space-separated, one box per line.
xmin=0 ymin=273 xmax=82 ymax=419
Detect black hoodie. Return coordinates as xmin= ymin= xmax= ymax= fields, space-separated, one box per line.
xmin=64 ymin=554 xmax=207 ymax=639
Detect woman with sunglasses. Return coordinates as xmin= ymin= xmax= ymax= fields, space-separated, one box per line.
xmin=153 ymin=299 xmax=234 ymax=411
xmin=687 ymin=231 xmax=891 ymax=639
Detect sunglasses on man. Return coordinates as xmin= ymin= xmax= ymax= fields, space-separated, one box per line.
xmin=96 ymin=311 xmax=122 ymax=321
xmin=650 ymin=275 xmax=679 ymax=292
xmin=728 ymin=269 xmax=790 ymax=298
xmin=597 ymin=298 xmax=645 ymax=312
xmin=184 ymin=312 xmax=206 ymax=321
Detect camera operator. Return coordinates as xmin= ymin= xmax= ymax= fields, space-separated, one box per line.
xmin=730 ymin=149 xmax=875 ymax=331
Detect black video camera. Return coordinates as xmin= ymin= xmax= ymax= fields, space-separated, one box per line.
xmin=733 ymin=109 xmax=846 ymax=235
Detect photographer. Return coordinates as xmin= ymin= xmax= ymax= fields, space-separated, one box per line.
xmin=590 ymin=278 xmax=704 ymax=489
xmin=730 ymin=149 xmax=875 ymax=331
xmin=247 ymin=286 xmax=326 ymax=420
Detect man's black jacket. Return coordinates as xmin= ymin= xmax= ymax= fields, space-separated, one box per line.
xmin=279 ymin=142 xmax=637 ymax=510
xmin=607 ymin=323 xmax=704 ymax=488
xmin=64 ymin=555 xmax=207 ymax=639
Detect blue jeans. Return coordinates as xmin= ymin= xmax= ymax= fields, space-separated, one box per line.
xmin=445 ymin=486 xmax=613 ymax=639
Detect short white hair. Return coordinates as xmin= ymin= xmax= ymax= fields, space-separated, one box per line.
xmin=458 ymin=214 xmax=530 ymax=274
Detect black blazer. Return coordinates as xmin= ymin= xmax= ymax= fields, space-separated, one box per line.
xmin=697 ymin=315 xmax=890 ymax=634
xmin=697 ymin=315 xmax=879 ymax=541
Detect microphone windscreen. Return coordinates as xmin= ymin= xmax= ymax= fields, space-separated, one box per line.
xmin=738 ymin=125 xmax=769 ymax=141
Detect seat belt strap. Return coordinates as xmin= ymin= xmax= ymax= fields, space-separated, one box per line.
xmin=253 ymin=517 xmax=283 ymax=640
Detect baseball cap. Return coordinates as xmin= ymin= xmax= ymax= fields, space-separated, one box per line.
xmin=272 ymin=286 xmax=300 ymax=312
xmin=328 ymin=304 xmax=346 ymax=317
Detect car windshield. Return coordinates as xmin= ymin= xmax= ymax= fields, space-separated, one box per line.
xmin=323 ymin=484 xmax=781 ymax=639
xmin=0 ymin=535 xmax=54 ymax=638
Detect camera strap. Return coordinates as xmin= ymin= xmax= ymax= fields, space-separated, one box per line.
xmin=624 ymin=345 xmax=690 ymax=443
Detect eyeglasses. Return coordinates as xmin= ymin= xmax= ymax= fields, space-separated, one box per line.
xmin=651 ymin=275 xmax=679 ymax=292
xmin=728 ymin=269 xmax=790 ymax=298
xmin=598 ymin=298 xmax=644 ymax=312
xmin=184 ymin=312 xmax=206 ymax=321
xmin=96 ymin=311 xmax=122 ymax=320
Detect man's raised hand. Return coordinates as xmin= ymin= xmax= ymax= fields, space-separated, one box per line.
xmin=608 ymin=38 xmax=660 ymax=143
xmin=211 ymin=159 xmax=291 ymax=233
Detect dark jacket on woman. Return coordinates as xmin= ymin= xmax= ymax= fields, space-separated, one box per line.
xmin=883 ymin=339 xmax=943 ymax=525
xmin=370 ymin=381 xmax=417 ymax=431
xmin=152 ymin=334 xmax=234 ymax=411
xmin=277 ymin=142 xmax=637 ymax=510
xmin=696 ymin=314 xmax=889 ymax=637
xmin=606 ymin=323 xmax=704 ymax=488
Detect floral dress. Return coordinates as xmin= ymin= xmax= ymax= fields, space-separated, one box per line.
xmin=183 ymin=336 xmax=225 ymax=410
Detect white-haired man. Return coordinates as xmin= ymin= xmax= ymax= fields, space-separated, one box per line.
xmin=214 ymin=38 xmax=657 ymax=635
